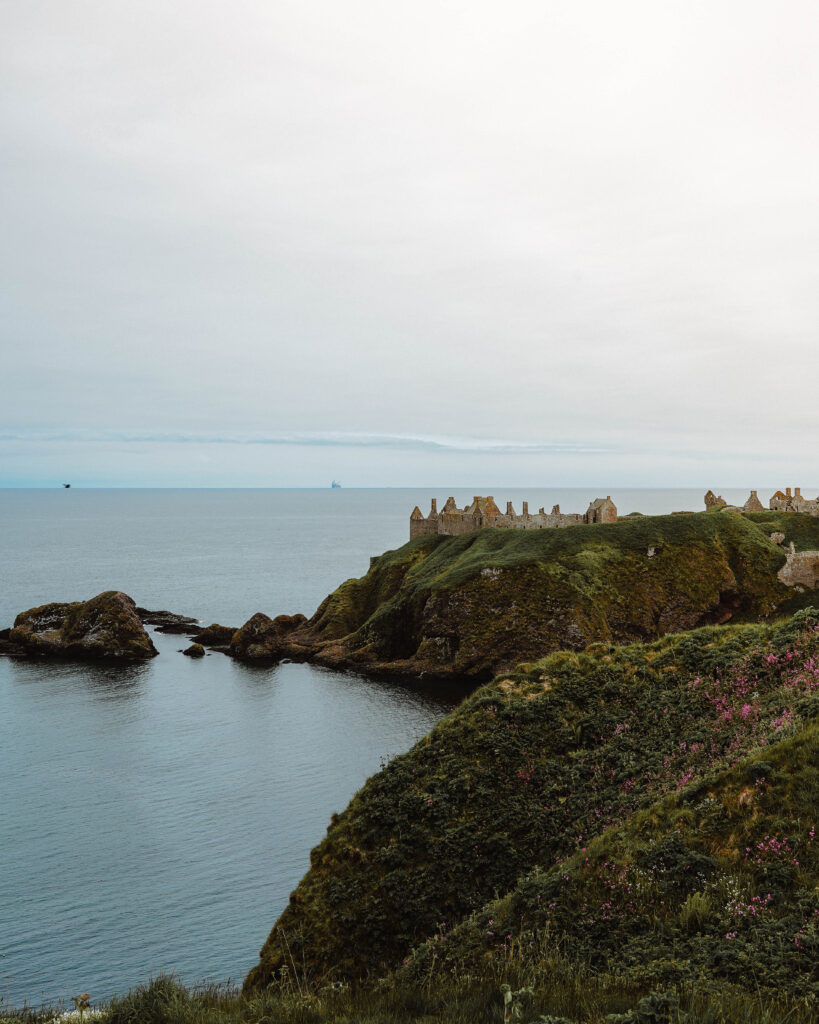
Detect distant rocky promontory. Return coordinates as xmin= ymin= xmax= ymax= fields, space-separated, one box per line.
xmin=228 ymin=508 xmax=819 ymax=681
xmin=5 ymin=510 xmax=819 ymax=679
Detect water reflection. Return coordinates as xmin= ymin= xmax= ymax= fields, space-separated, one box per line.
xmin=6 ymin=654 xmax=149 ymax=701
xmin=214 ymin=649 xmax=474 ymax=712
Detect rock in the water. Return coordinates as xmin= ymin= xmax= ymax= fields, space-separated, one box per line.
xmin=190 ymin=623 xmax=237 ymax=648
xmin=136 ymin=608 xmax=199 ymax=634
xmin=183 ymin=643 xmax=206 ymax=658
xmin=10 ymin=591 xmax=158 ymax=661
xmin=0 ymin=627 xmax=26 ymax=657
xmin=230 ymin=612 xmax=308 ymax=661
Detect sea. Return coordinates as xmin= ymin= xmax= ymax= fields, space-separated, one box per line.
xmin=0 ymin=486 xmax=758 ymax=1008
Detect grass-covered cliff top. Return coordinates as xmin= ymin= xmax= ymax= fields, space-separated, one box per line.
xmin=247 ymin=607 xmax=819 ymax=1002
xmin=296 ymin=509 xmax=819 ymax=678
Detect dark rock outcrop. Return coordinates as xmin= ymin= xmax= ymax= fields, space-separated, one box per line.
xmin=137 ymin=608 xmax=199 ymax=634
xmin=183 ymin=643 xmax=205 ymax=658
xmin=9 ymin=591 xmax=158 ymax=661
xmin=229 ymin=612 xmax=308 ymax=661
xmin=0 ymin=627 xmax=26 ymax=657
xmin=190 ymin=624 xmax=237 ymax=648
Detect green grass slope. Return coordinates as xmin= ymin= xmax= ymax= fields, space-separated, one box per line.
xmin=245 ymin=608 xmax=819 ymax=990
xmin=293 ymin=510 xmax=819 ymax=679
xmin=401 ymin=722 xmax=818 ymax=997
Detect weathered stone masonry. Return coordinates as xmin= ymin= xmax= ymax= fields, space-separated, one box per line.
xmin=410 ymin=494 xmax=617 ymax=540
xmin=705 ymin=488 xmax=819 ymax=517
xmin=410 ymin=487 xmax=819 ymax=541
xmin=768 ymin=487 xmax=819 ymax=516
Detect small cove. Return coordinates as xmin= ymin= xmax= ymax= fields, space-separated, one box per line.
xmin=0 ymin=631 xmax=462 ymax=1006
xmin=0 ymin=487 xmax=746 ymax=1006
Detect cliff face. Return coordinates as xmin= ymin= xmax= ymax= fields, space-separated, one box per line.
xmin=270 ymin=510 xmax=819 ymax=680
xmin=244 ymin=609 xmax=819 ymax=992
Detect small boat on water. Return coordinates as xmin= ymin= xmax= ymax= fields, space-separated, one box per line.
xmin=331 ymin=480 xmax=341 ymax=489
xmin=63 ymin=483 xmax=71 ymax=489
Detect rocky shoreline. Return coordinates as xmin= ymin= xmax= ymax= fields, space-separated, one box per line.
xmin=4 ymin=510 xmax=819 ymax=678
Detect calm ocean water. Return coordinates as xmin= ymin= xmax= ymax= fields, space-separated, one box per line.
xmin=0 ymin=487 xmax=752 ymax=1007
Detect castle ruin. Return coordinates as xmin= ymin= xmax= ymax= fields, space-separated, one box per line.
xmin=409 ymin=487 xmax=819 ymax=542
xmin=768 ymin=487 xmax=819 ymax=516
xmin=410 ymin=495 xmax=617 ymax=540
xmin=704 ymin=488 xmax=819 ymax=516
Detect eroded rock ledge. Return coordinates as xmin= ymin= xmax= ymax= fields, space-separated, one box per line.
xmin=136 ymin=608 xmax=199 ymax=633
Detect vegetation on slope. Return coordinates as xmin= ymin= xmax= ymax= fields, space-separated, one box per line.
xmin=246 ymin=608 xmax=819 ymax=991
xmin=285 ymin=510 xmax=819 ymax=679
xmin=401 ymin=723 xmax=818 ymax=996
xmin=6 ymin=965 xmax=816 ymax=1024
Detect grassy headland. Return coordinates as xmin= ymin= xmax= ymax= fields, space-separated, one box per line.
xmin=273 ymin=509 xmax=819 ymax=679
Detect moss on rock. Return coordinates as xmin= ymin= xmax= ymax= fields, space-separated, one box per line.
xmin=230 ymin=612 xmax=308 ymax=661
xmin=9 ymin=591 xmax=158 ymax=661
xmin=190 ymin=623 xmax=237 ymax=648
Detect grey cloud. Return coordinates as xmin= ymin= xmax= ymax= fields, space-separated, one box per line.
xmin=0 ymin=429 xmax=610 ymax=455
xmin=1 ymin=2 xmax=818 ymax=485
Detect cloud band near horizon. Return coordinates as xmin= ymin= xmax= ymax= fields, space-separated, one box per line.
xmin=0 ymin=430 xmax=611 ymax=455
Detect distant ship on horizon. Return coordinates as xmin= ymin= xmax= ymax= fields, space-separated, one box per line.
xmin=331 ymin=480 xmax=341 ymax=489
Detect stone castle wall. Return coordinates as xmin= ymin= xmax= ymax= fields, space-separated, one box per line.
xmin=708 ymin=488 xmax=819 ymax=517
xmin=411 ymin=487 xmax=819 ymax=542
xmin=410 ymin=495 xmax=616 ymax=540
xmin=769 ymin=487 xmax=819 ymax=516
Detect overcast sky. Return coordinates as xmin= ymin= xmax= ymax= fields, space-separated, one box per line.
xmin=1 ymin=1 xmax=817 ymax=487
